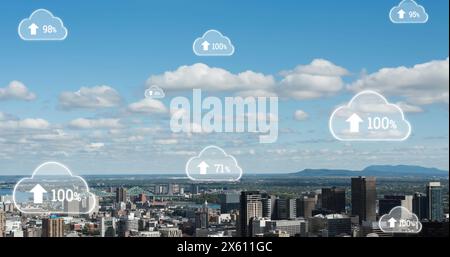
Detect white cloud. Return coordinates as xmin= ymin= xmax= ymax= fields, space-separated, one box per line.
xmin=69 ymin=118 xmax=122 ymax=129
xmin=294 ymin=110 xmax=309 ymax=121
xmin=127 ymin=98 xmax=168 ymax=114
xmin=155 ymin=138 xmax=178 ymax=145
xmin=279 ymin=59 xmax=349 ymax=99
xmin=147 ymin=63 xmax=276 ymax=96
xmin=0 ymin=113 xmax=49 ymax=130
xmin=59 ymin=85 xmax=121 ymax=109
xmin=0 ymin=81 xmax=36 ymax=101
xmin=348 ymin=58 xmax=449 ymax=105
xmin=85 ymin=142 xmax=105 ymax=152
xmin=396 ymin=102 xmax=423 ymax=113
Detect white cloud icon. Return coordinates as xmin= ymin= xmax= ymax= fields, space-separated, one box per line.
xmin=186 ymin=145 xmax=243 ymax=182
xmin=18 ymin=9 xmax=68 ymax=41
xmin=379 ymin=206 xmax=422 ymax=233
xmin=329 ymin=90 xmax=411 ymax=141
xmin=145 ymin=85 xmax=165 ymax=99
xmin=13 ymin=162 xmax=96 ymax=214
xmin=389 ymin=0 xmax=429 ymax=24
xmin=193 ymin=30 xmax=235 ymax=56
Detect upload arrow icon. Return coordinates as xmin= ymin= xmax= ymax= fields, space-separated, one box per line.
xmin=30 ymin=184 xmax=47 ymax=204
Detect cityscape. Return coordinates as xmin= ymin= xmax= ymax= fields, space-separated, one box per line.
xmin=1 ymin=170 xmax=448 ymax=238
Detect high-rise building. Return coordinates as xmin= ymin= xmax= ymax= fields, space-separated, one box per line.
xmin=261 ymin=194 xmax=277 ymax=219
xmin=321 ymin=187 xmax=346 ymax=213
xmin=195 ymin=201 xmax=209 ymax=229
xmin=239 ymin=191 xmax=263 ymax=237
xmin=42 ymin=217 xmax=65 ymax=237
xmin=379 ymin=195 xmax=410 ymax=215
xmin=413 ymin=192 xmax=428 ymax=220
xmin=250 ymin=217 xmax=270 ymax=237
xmin=276 ymin=198 xmax=296 ymax=220
xmin=296 ymin=196 xmax=316 ymax=219
xmin=191 ymin=184 xmax=199 ymax=195
xmin=115 ymin=187 xmax=127 ymax=203
xmin=325 ymin=214 xmax=352 ymax=237
xmin=351 ymin=177 xmax=376 ymax=224
xmin=0 ymin=210 xmax=5 ymax=237
xmin=427 ymin=182 xmax=443 ymax=221
xmin=219 ymin=191 xmax=240 ymax=213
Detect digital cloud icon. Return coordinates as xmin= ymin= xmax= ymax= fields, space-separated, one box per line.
xmin=13 ymin=162 xmax=96 ymax=214
xmin=193 ymin=30 xmax=235 ymax=56
xmin=186 ymin=145 xmax=243 ymax=182
xmin=145 ymin=85 xmax=165 ymax=99
xmin=329 ymin=90 xmax=411 ymax=141
xmin=18 ymin=9 xmax=68 ymax=41
xmin=379 ymin=206 xmax=422 ymax=233
xmin=389 ymin=0 xmax=429 ymax=24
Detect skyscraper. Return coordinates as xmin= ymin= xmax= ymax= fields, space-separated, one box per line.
xmin=351 ymin=177 xmax=376 ymax=224
xmin=262 ymin=194 xmax=277 ymax=219
xmin=427 ymin=182 xmax=443 ymax=221
xmin=115 ymin=187 xmax=127 ymax=203
xmin=321 ymin=187 xmax=346 ymax=213
xmin=413 ymin=192 xmax=428 ymax=220
xmin=276 ymin=198 xmax=296 ymax=220
xmin=219 ymin=191 xmax=241 ymax=213
xmin=296 ymin=196 xmax=316 ymax=219
xmin=239 ymin=191 xmax=263 ymax=237
xmin=195 ymin=201 xmax=209 ymax=229
xmin=42 ymin=217 xmax=65 ymax=237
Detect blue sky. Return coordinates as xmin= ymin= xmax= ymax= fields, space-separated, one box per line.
xmin=0 ymin=0 xmax=448 ymax=174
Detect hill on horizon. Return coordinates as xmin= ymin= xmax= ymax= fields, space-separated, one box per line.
xmin=291 ymin=164 xmax=448 ymax=177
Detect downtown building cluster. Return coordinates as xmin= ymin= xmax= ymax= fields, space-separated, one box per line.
xmin=0 ymin=178 xmax=448 ymax=237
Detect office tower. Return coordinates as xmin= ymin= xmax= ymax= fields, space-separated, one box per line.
xmin=321 ymin=187 xmax=346 ymax=213
xmin=195 ymin=201 xmax=209 ymax=229
xmin=99 ymin=217 xmax=106 ymax=237
xmin=325 ymin=214 xmax=352 ymax=237
xmin=115 ymin=187 xmax=127 ymax=203
xmin=413 ymin=192 xmax=428 ymax=220
xmin=250 ymin=217 xmax=270 ymax=237
xmin=276 ymin=198 xmax=296 ymax=220
xmin=0 ymin=210 xmax=5 ymax=237
xmin=239 ymin=191 xmax=263 ymax=237
xmin=266 ymin=219 xmax=307 ymax=237
xmin=427 ymin=182 xmax=443 ymax=221
xmin=262 ymin=194 xmax=277 ymax=219
xmin=191 ymin=184 xmax=199 ymax=195
xmin=42 ymin=217 xmax=65 ymax=237
xmin=351 ymin=177 xmax=376 ymax=224
xmin=168 ymin=184 xmax=174 ymax=195
xmin=379 ymin=195 xmax=406 ymax=215
xmin=296 ymin=196 xmax=316 ymax=219
xmin=219 ymin=191 xmax=241 ymax=213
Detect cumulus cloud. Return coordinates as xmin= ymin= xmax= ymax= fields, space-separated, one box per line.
xmin=69 ymin=118 xmax=122 ymax=129
xmin=155 ymin=138 xmax=178 ymax=145
xmin=279 ymin=59 xmax=349 ymax=100
xmin=147 ymin=63 xmax=276 ymax=96
xmin=0 ymin=113 xmax=49 ymax=130
xmin=0 ymin=81 xmax=36 ymax=101
xmin=127 ymin=98 xmax=168 ymax=114
xmin=348 ymin=58 xmax=449 ymax=105
xmin=294 ymin=110 xmax=309 ymax=121
xmin=59 ymin=85 xmax=121 ymax=109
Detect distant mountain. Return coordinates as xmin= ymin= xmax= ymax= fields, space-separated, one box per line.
xmin=291 ymin=165 xmax=448 ymax=177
